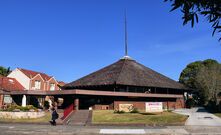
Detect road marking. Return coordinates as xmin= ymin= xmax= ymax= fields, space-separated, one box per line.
xmin=0 ymin=126 xmax=14 ymax=129
xmin=100 ymin=129 xmax=145 ymax=134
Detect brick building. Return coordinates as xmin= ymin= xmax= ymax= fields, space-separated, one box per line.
xmin=0 ymin=76 xmax=25 ymax=107
xmin=8 ymin=68 xmax=60 ymax=91
xmin=63 ymin=56 xmax=189 ymax=110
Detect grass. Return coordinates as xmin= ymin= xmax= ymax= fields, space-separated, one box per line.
xmin=0 ymin=112 xmax=51 ymax=123
xmin=214 ymin=113 xmax=221 ymax=118
xmin=92 ymin=110 xmax=188 ymax=125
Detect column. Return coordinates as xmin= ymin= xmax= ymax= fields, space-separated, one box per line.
xmin=74 ymin=98 xmax=79 ymax=110
xmin=22 ymin=95 xmax=27 ymax=107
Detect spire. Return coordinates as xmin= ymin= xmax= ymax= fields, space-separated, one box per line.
xmin=124 ymin=10 xmax=128 ymax=56
xmin=122 ymin=10 xmax=132 ymax=60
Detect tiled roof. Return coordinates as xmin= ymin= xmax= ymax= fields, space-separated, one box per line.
xmin=0 ymin=77 xmax=25 ymax=91
xmin=58 ymin=81 xmax=66 ymax=86
xmin=18 ymin=68 xmax=52 ymax=81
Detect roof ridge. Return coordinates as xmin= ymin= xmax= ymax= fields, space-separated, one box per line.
xmin=18 ymin=68 xmax=52 ymax=80
xmin=115 ymin=59 xmax=127 ymax=84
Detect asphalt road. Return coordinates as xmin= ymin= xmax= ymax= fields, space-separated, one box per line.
xmin=0 ymin=123 xmax=221 ymax=135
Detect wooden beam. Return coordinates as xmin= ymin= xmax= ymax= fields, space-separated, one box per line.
xmin=1 ymin=89 xmax=183 ymax=98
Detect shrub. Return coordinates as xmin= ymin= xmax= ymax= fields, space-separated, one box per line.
xmin=206 ymin=99 xmax=217 ymax=113
xmin=44 ymin=101 xmax=50 ymax=110
xmin=2 ymin=105 xmax=37 ymax=112
xmin=185 ymin=98 xmax=195 ymax=108
xmin=114 ymin=110 xmax=125 ymax=114
xmin=130 ymin=108 xmax=139 ymax=113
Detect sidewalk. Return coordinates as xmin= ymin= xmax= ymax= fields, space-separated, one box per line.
xmin=173 ymin=107 xmax=221 ymax=126
xmin=1 ymin=123 xmax=221 ymax=135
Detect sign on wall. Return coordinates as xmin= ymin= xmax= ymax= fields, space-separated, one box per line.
xmin=4 ymin=95 xmax=12 ymax=104
xmin=145 ymin=102 xmax=163 ymax=112
xmin=119 ymin=104 xmax=134 ymax=112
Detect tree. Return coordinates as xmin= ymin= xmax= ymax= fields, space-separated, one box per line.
xmin=196 ymin=63 xmax=221 ymax=104
xmin=165 ymin=0 xmax=221 ymax=41
xmin=0 ymin=66 xmax=11 ymax=76
xmin=179 ymin=59 xmax=221 ymax=105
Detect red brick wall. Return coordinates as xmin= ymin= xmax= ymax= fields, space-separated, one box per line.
xmin=0 ymin=95 xmax=3 ymax=108
xmin=47 ymin=78 xmax=59 ymax=91
xmin=30 ymin=75 xmax=45 ymax=90
xmin=114 ymin=101 xmax=145 ymax=110
xmin=93 ymin=105 xmax=110 ymax=110
xmin=162 ymin=98 xmax=185 ymax=109
xmin=113 ymin=98 xmax=185 ymax=110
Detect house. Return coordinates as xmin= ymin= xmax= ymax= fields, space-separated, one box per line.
xmin=0 ymin=76 xmax=25 ymax=107
xmin=7 ymin=68 xmax=60 ymax=91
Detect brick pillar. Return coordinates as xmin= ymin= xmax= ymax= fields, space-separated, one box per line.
xmin=0 ymin=95 xmax=3 ymax=108
xmin=74 ymin=98 xmax=79 ymax=110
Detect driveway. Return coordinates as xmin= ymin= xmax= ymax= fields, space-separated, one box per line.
xmin=174 ymin=107 xmax=221 ymax=126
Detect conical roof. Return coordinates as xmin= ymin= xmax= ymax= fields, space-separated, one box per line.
xmin=64 ymin=58 xmax=186 ymax=90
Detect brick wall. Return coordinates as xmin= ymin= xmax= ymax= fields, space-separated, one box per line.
xmin=30 ymin=75 xmax=45 ymax=90
xmin=0 ymin=95 xmax=3 ymax=108
xmin=47 ymin=78 xmax=59 ymax=91
xmin=113 ymin=98 xmax=185 ymax=111
xmin=114 ymin=101 xmax=145 ymax=110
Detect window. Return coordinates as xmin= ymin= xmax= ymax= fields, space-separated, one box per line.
xmin=50 ymin=83 xmax=55 ymax=91
xmin=34 ymin=80 xmax=41 ymax=90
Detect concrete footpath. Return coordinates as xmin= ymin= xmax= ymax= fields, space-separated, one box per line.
xmin=173 ymin=107 xmax=221 ymax=126
xmin=0 ymin=123 xmax=221 ymax=135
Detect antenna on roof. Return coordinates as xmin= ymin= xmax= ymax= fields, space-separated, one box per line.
xmin=124 ymin=9 xmax=128 ymax=57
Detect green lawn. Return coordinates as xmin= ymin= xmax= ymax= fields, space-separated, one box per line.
xmin=0 ymin=112 xmax=51 ymax=123
xmin=92 ymin=110 xmax=188 ymax=125
xmin=214 ymin=113 xmax=221 ymax=118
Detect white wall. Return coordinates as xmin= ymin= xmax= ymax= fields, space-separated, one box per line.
xmin=7 ymin=68 xmax=30 ymax=90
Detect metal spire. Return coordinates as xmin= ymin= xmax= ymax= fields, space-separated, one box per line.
xmin=124 ymin=10 xmax=128 ymax=56
xmin=121 ymin=10 xmax=132 ymax=60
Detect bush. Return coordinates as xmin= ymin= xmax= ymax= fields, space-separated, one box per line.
xmin=185 ymin=98 xmax=195 ymax=108
xmin=3 ymin=105 xmax=37 ymax=112
xmin=206 ymin=100 xmax=217 ymax=113
xmin=114 ymin=110 xmax=125 ymax=114
xmin=130 ymin=108 xmax=139 ymax=113
xmin=44 ymin=101 xmax=50 ymax=110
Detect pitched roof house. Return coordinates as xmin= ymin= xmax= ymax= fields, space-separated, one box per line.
xmin=0 ymin=76 xmax=25 ymax=107
xmin=7 ymin=68 xmax=60 ymax=91
xmin=0 ymin=76 xmax=25 ymax=91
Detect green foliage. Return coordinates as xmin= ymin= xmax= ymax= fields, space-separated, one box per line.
xmin=130 ymin=108 xmax=139 ymax=113
xmin=0 ymin=66 xmax=10 ymax=76
xmin=179 ymin=61 xmax=203 ymax=89
xmin=185 ymin=98 xmax=195 ymax=108
xmin=44 ymin=101 xmax=49 ymax=110
xmin=114 ymin=110 xmax=125 ymax=114
xmin=206 ymin=99 xmax=217 ymax=113
xmin=180 ymin=59 xmax=221 ymax=106
xmin=2 ymin=105 xmax=37 ymax=112
xmin=165 ymin=0 xmax=221 ymax=41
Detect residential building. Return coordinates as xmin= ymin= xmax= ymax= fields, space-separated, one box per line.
xmin=0 ymin=76 xmax=25 ymax=107
xmin=7 ymin=68 xmax=60 ymax=91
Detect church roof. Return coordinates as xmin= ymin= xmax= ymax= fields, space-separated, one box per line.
xmin=64 ymin=58 xmax=187 ymax=90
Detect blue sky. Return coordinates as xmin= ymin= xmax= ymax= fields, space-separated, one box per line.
xmin=0 ymin=0 xmax=220 ymax=83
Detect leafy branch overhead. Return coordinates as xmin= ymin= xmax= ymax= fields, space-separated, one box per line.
xmin=165 ymin=0 xmax=221 ymax=41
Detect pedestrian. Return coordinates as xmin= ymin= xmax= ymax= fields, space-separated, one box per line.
xmin=49 ymin=107 xmax=59 ymax=126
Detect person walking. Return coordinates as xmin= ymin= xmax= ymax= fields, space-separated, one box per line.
xmin=50 ymin=107 xmax=59 ymax=126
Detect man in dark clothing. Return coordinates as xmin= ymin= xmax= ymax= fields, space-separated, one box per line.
xmin=50 ymin=107 xmax=58 ymax=126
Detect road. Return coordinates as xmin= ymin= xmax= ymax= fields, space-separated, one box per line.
xmin=0 ymin=123 xmax=221 ymax=135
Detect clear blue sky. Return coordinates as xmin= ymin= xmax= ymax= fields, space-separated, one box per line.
xmin=0 ymin=0 xmax=220 ymax=83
